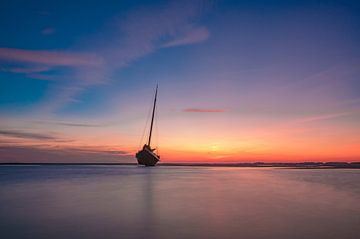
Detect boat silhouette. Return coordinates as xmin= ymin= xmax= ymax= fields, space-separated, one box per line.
xmin=136 ymin=85 xmax=160 ymax=166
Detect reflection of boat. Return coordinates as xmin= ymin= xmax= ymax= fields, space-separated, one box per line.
xmin=136 ymin=85 xmax=160 ymax=166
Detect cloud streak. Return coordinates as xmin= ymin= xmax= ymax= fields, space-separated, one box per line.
xmin=162 ymin=26 xmax=209 ymax=48
xmin=1 ymin=65 xmax=51 ymax=74
xmin=0 ymin=129 xmax=58 ymax=140
xmin=0 ymin=145 xmax=131 ymax=163
xmin=0 ymin=1 xmax=211 ymax=113
xmin=0 ymin=47 xmax=104 ymax=67
xmin=294 ymin=111 xmax=355 ymax=124
xmin=32 ymin=120 xmax=105 ymax=127
xmin=183 ymin=108 xmax=226 ymax=113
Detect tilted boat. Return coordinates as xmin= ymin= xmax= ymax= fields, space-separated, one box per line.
xmin=136 ymin=85 xmax=160 ymax=166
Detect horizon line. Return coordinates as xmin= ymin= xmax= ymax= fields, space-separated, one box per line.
xmin=0 ymin=162 xmax=359 ymax=169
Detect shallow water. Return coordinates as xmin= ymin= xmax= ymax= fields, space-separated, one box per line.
xmin=0 ymin=166 xmax=359 ymax=239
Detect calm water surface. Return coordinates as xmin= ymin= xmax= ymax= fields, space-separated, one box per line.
xmin=0 ymin=166 xmax=359 ymax=239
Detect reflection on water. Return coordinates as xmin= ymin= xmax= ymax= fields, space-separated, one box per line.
xmin=0 ymin=166 xmax=359 ymax=239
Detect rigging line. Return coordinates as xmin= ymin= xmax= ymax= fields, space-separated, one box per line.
xmin=138 ymin=93 xmax=153 ymax=149
xmin=155 ymin=95 xmax=159 ymax=154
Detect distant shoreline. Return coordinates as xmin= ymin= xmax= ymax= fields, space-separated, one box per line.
xmin=0 ymin=162 xmax=359 ymax=169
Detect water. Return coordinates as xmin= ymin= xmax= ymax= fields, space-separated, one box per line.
xmin=0 ymin=166 xmax=359 ymax=239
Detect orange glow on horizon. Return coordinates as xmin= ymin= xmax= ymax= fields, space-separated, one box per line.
xmin=1 ymin=109 xmax=359 ymax=163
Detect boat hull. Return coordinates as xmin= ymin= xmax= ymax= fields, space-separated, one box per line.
xmin=136 ymin=148 xmax=159 ymax=166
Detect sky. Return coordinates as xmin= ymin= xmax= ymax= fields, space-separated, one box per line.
xmin=0 ymin=0 xmax=360 ymax=163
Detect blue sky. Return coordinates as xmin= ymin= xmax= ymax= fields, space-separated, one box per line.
xmin=0 ymin=0 xmax=360 ymax=162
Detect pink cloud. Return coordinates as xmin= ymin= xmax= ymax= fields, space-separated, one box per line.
xmin=183 ymin=108 xmax=226 ymax=113
xmin=2 ymin=65 xmax=51 ymax=74
xmin=0 ymin=48 xmax=104 ymax=67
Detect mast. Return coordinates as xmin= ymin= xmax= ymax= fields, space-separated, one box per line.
xmin=147 ymin=84 xmax=158 ymax=147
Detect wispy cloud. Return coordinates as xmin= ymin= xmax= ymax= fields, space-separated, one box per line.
xmin=32 ymin=120 xmax=105 ymax=127
xmin=0 ymin=0 xmax=211 ymax=113
xmin=162 ymin=26 xmax=209 ymax=48
xmin=0 ymin=65 xmax=51 ymax=74
xmin=0 ymin=129 xmax=73 ymax=143
xmin=294 ymin=111 xmax=354 ymax=124
xmin=0 ymin=129 xmax=58 ymax=140
xmin=60 ymin=146 xmax=128 ymax=155
xmin=183 ymin=108 xmax=226 ymax=113
xmin=0 ymin=47 xmax=104 ymax=67
xmin=0 ymin=145 xmax=131 ymax=163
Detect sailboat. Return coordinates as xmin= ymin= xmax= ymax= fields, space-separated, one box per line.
xmin=136 ymin=85 xmax=160 ymax=166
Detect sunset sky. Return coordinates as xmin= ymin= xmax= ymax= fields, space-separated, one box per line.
xmin=1 ymin=0 xmax=360 ymax=163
